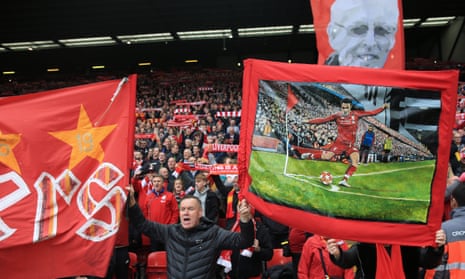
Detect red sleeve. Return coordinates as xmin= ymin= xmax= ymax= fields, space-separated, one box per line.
xmin=297 ymin=240 xmax=313 ymax=279
xmin=141 ymin=195 xmax=150 ymax=217
xmin=169 ymin=194 xmax=179 ymax=224
xmin=131 ymin=177 xmax=142 ymax=193
xmin=308 ymin=113 xmax=337 ymax=124
xmin=175 ymin=132 xmax=183 ymax=145
xmin=357 ymin=105 xmax=385 ymax=117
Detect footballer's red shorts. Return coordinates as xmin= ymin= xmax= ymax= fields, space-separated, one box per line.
xmin=327 ymin=142 xmax=358 ymax=156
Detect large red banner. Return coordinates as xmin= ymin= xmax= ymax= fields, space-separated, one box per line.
xmin=239 ymin=59 xmax=458 ymax=246
xmin=310 ymin=0 xmax=405 ymax=70
xmin=0 ymin=76 xmax=136 ymax=278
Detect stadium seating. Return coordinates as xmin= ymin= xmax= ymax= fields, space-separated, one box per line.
xmin=146 ymin=251 xmax=168 ymax=279
xmin=110 ymin=252 xmax=138 ymax=279
xmin=267 ymin=248 xmax=292 ymax=268
xmin=242 ymin=249 xmax=292 ymax=279
xmin=134 ymin=235 xmax=153 ymax=276
xmin=128 ymin=252 xmax=138 ymax=279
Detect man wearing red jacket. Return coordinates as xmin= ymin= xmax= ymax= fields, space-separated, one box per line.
xmin=143 ymin=174 xmax=179 ymax=251
xmin=298 ymin=235 xmax=354 ymax=279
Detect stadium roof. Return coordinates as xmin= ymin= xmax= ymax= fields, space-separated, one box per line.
xmin=1 ymin=0 xmax=464 ymax=74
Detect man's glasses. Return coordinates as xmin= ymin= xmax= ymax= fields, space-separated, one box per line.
xmin=334 ymin=22 xmax=396 ymax=38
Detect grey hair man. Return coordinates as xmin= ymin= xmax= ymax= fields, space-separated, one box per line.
xmin=326 ymin=0 xmax=399 ymax=68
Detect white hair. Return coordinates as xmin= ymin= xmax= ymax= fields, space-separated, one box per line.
xmin=330 ymin=0 xmax=399 ymax=27
xmin=327 ymin=0 xmax=399 ymax=54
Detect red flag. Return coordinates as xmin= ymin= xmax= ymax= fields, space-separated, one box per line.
xmin=286 ymin=84 xmax=298 ymax=113
xmin=0 ymin=75 xmax=136 ymax=278
xmin=310 ymin=0 xmax=405 ymax=70
xmin=239 ymin=59 xmax=458 ymax=247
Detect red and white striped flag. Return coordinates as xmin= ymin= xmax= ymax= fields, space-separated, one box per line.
xmin=216 ymin=111 xmax=242 ymax=118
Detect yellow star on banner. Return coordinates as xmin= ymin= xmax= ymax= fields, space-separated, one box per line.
xmin=0 ymin=131 xmax=22 ymax=174
xmin=49 ymin=105 xmax=117 ymax=170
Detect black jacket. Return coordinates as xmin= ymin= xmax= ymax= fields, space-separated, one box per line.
xmin=229 ymin=221 xmax=274 ymax=279
xmin=203 ymin=190 xmax=220 ymax=223
xmin=129 ymin=204 xmax=254 ymax=279
xmin=330 ymin=242 xmax=444 ymax=279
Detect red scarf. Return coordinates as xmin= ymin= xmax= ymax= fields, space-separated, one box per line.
xmin=226 ymin=189 xmax=244 ymax=219
xmin=375 ymin=244 xmax=405 ymax=279
xmin=217 ymin=218 xmax=256 ymax=273
xmin=225 ymin=189 xmax=236 ymax=219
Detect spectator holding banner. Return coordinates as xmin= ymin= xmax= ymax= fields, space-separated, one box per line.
xmin=326 ymin=229 xmax=445 ymax=279
xmin=425 ymin=182 xmax=465 ymax=278
xmin=298 ymin=235 xmax=354 ymax=279
xmin=193 ymin=172 xmax=221 ymax=223
xmin=126 ymin=184 xmax=254 ymax=279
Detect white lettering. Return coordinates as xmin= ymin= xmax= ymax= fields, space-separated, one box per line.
xmin=33 ymin=173 xmax=58 ymax=242
xmin=452 ymin=231 xmax=465 ymax=237
xmin=32 ymin=170 xmax=82 ymax=243
xmin=76 ymin=162 xmax=126 ymax=241
xmin=0 ymin=172 xmax=30 ymax=241
xmin=0 ymin=162 xmax=126 ymax=245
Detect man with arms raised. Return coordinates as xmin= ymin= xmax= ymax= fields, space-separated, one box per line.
xmin=126 ymin=184 xmax=254 ymax=279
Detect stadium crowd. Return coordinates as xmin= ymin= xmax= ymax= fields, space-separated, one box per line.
xmin=1 ymin=69 xmax=464 ymax=279
xmin=255 ymin=81 xmax=435 ymax=164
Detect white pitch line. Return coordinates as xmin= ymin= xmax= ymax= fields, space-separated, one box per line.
xmin=353 ymin=164 xmax=434 ymax=177
xmin=284 ymin=164 xmax=433 ymax=202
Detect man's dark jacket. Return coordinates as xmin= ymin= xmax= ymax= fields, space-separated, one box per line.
xmin=129 ymin=204 xmax=254 ymax=279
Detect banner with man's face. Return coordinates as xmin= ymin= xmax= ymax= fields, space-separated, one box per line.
xmin=310 ymin=0 xmax=405 ymax=70
xmin=239 ymin=59 xmax=458 ymax=246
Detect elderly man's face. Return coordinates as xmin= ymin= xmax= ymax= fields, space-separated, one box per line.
xmin=328 ymin=1 xmax=398 ymax=68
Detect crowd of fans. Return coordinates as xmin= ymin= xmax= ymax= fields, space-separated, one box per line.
xmin=1 ymin=69 xmax=464 ymax=279
xmin=450 ymin=82 xmax=465 ymax=177
xmin=255 ymin=81 xmax=436 ymax=164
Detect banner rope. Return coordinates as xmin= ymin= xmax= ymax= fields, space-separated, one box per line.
xmin=94 ymin=77 xmax=128 ymax=126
